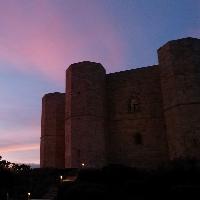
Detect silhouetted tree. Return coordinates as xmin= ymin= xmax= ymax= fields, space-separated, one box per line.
xmin=0 ymin=156 xmax=31 ymax=199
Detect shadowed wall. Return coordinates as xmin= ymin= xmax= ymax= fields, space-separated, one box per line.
xmin=65 ymin=62 xmax=106 ymax=168
xmin=40 ymin=92 xmax=65 ymax=168
xmin=158 ymin=38 xmax=200 ymax=160
xmin=41 ymin=37 xmax=200 ymax=169
xmin=106 ymin=66 xmax=168 ymax=168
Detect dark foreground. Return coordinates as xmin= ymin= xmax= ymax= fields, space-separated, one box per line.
xmin=1 ymin=160 xmax=200 ymax=200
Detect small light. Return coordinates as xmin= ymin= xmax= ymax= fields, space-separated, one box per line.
xmin=27 ymin=192 xmax=31 ymax=200
xmin=60 ymin=175 xmax=63 ymax=180
xmin=81 ymin=163 xmax=85 ymax=167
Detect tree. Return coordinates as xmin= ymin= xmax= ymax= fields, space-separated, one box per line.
xmin=0 ymin=155 xmax=30 ymax=173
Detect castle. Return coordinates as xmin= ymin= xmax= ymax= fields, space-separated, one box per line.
xmin=40 ymin=37 xmax=200 ymax=169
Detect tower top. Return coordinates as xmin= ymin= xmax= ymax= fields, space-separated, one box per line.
xmin=66 ymin=61 xmax=106 ymax=73
xmin=42 ymin=92 xmax=65 ymax=99
xmin=158 ymin=37 xmax=200 ymax=52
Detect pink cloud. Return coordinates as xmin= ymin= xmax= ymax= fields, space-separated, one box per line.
xmin=0 ymin=1 xmax=126 ymax=83
xmin=0 ymin=126 xmax=40 ymax=164
xmin=1 ymin=149 xmax=39 ymax=164
xmin=0 ymin=125 xmax=40 ymax=146
xmin=0 ymin=143 xmax=39 ymax=153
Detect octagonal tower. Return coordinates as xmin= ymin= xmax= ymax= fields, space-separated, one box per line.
xmin=65 ymin=61 xmax=107 ymax=168
xmin=158 ymin=38 xmax=200 ymax=160
xmin=40 ymin=92 xmax=65 ymax=168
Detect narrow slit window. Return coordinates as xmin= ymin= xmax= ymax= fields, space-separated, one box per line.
xmin=134 ymin=133 xmax=143 ymax=145
xmin=129 ymin=97 xmax=140 ymax=113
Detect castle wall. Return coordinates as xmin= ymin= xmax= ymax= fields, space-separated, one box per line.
xmin=65 ymin=61 xmax=106 ymax=168
xmin=40 ymin=37 xmax=200 ymax=169
xmin=106 ymin=66 xmax=169 ymax=168
xmin=158 ymin=38 xmax=200 ymax=160
xmin=40 ymin=92 xmax=65 ymax=168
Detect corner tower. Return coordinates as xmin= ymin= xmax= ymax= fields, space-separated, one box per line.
xmin=158 ymin=38 xmax=200 ymax=160
xmin=40 ymin=92 xmax=65 ymax=168
xmin=65 ymin=61 xmax=107 ymax=168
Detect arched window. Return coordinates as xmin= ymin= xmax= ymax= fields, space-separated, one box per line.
xmin=129 ymin=97 xmax=140 ymax=113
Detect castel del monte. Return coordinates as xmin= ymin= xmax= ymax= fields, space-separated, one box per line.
xmin=40 ymin=37 xmax=200 ymax=169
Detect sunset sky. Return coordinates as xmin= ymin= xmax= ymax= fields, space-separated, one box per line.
xmin=0 ymin=0 xmax=199 ymax=165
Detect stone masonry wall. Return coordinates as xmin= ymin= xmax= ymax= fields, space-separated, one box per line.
xmin=40 ymin=92 xmax=65 ymax=168
xmin=106 ymin=66 xmax=169 ymax=168
xmin=65 ymin=62 xmax=106 ymax=168
xmin=158 ymin=38 xmax=200 ymax=160
xmin=40 ymin=37 xmax=200 ymax=169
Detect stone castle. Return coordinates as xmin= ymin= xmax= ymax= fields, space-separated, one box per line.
xmin=40 ymin=37 xmax=200 ymax=169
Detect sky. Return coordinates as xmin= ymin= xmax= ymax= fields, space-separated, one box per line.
xmin=0 ymin=0 xmax=199 ymax=165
